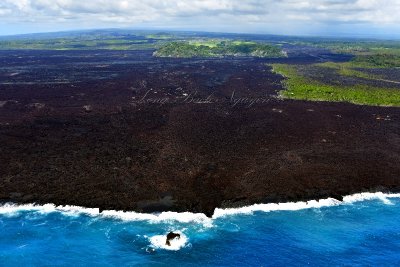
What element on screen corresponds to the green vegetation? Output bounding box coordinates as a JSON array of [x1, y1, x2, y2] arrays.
[[324, 53, 400, 70], [0, 31, 167, 50], [190, 40, 221, 48], [294, 39, 400, 54], [272, 40, 400, 106], [154, 40, 286, 58], [350, 54, 400, 68], [271, 63, 400, 107], [296, 40, 400, 68], [0, 38, 156, 50]]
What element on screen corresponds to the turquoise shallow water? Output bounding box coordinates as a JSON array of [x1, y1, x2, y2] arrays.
[[1, 193, 400, 266]]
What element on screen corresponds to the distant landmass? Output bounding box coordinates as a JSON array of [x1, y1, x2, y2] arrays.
[[153, 40, 286, 58]]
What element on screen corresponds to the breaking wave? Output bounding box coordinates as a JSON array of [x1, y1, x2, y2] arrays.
[[1, 192, 400, 223], [213, 192, 400, 218]]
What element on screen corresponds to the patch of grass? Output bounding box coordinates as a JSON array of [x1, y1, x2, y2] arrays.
[[231, 41, 257, 46], [271, 64, 400, 107], [350, 54, 400, 68], [189, 40, 221, 48]]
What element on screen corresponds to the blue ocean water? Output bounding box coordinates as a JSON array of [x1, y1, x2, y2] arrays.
[[1, 193, 400, 266]]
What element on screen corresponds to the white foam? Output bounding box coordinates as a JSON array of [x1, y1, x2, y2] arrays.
[[213, 192, 400, 219], [342, 192, 399, 205], [100, 210, 213, 227], [0, 203, 100, 218], [0, 203, 212, 227], [1, 192, 400, 222], [213, 198, 341, 219], [149, 231, 189, 251]]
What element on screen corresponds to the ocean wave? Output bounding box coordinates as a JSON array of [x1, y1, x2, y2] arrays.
[[342, 192, 400, 205], [1, 192, 399, 222], [0, 202, 213, 227], [213, 198, 341, 218], [213, 192, 400, 218]]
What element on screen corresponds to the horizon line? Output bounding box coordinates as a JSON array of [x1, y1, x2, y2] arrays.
[[1, 27, 400, 41]]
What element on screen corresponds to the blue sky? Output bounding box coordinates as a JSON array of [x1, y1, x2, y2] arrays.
[[1, 0, 400, 38]]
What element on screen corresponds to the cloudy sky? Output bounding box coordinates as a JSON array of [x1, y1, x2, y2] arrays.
[[1, 0, 400, 37]]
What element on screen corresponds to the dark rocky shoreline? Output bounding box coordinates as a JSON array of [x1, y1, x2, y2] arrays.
[[0, 50, 399, 217]]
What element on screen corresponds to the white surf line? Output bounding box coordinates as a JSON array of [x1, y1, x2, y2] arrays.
[[212, 192, 400, 219], [1, 192, 400, 223], [0, 203, 213, 227]]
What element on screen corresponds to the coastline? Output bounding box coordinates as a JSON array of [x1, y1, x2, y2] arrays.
[[2, 191, 400, 223]]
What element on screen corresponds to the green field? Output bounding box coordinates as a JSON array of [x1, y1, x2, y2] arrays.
[[271, 63, 400, 107], [270, 39, 400, 107]]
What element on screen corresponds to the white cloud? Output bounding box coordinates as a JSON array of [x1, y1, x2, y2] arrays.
[[1, 0, 400, 35]]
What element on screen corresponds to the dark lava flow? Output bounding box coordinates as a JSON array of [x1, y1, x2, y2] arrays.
[[0, 49, 399, 216]]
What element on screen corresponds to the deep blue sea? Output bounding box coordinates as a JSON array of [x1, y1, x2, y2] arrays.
[[1, 193, 400, 266]]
